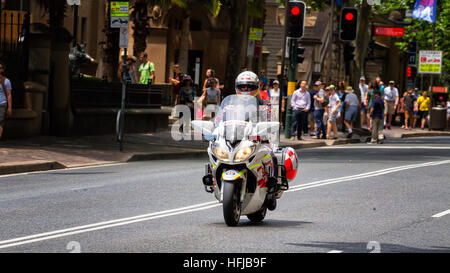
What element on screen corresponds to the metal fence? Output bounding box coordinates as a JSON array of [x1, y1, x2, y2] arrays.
[[0, 10, 30, 108]]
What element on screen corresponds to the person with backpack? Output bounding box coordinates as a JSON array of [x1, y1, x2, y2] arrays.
[[313, 81, 328, 139], [0, 62, 12, 139], [138, 52, 155, 85]]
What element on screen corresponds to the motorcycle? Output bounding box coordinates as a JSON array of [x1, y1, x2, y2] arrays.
[[192, 94, 299, 226]]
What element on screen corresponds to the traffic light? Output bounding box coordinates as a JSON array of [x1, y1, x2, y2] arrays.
[[406, 66, 416, 78], [339, 7, 358, 41], [287, 1, 306, 38], [343, 43, 355, 61], [297, 46, 305, 63]]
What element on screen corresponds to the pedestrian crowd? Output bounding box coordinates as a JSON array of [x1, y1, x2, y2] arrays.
[[114, 53, 449, 143], [286, 75, 446, 144]]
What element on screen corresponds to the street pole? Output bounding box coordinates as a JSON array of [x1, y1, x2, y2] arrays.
[[119, 48, 127, 151], [429, 22, 436, 131], [326, 0, 335, 84], [284, 38, 298, 138], [73, 4, 78, 47], [279, 0, 289, 143]]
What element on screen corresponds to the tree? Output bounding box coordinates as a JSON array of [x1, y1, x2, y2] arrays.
[[97, 0, 120, 82], [220, 0, 249, 96], [377, 0, 450, 86], [36, 0, 67, 29], [130, 0, 220, 73]]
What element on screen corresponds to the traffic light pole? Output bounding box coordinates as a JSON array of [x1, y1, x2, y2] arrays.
[[284, 38, 299, 139], [326, 0, 335, 84]]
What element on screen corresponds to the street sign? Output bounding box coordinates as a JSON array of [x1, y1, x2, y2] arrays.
[[431, 86, 448, 93], [66, 0, 80, 5], [418, 50, 442, 74], [111, 1, 129, 28], [249, 28, 263, 41], [119, 27, 129, 48], [374, 26, 404, 37]]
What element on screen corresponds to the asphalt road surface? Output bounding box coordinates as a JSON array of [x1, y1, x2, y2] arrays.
[[0, 137, 449, 253]]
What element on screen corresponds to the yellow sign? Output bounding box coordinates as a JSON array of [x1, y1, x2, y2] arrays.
[[288, 81, 296, 96], [111, 1, 129, 17], [249, 28, 263, 41], [418, 50, 442, 74]]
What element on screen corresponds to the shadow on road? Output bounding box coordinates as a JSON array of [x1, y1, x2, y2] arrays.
[[209, 219, 313, 229], [285, 241, 450, 253]]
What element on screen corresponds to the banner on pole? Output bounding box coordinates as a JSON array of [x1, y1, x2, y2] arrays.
[[412, 0, 437, 23]]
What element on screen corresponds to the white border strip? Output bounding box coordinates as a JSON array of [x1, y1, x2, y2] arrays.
[[1, 160, 449, 250]]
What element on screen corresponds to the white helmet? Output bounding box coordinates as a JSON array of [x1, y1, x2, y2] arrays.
[[235, 71, 260, 97]]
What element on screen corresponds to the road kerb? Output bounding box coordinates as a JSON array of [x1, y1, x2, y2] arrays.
[[0, 160, 66, 176]]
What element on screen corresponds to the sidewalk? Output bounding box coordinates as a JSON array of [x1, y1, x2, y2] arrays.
[[1, 126, 449, 175]]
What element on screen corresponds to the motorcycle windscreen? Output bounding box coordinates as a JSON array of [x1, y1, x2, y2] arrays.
[[214, 95, 259, 127]]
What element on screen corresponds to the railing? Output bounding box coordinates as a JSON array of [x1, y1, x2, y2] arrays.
[[71, 78, 164, 109], [0, 10, 30, 108]]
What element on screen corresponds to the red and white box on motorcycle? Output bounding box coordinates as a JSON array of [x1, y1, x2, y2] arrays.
[[274, 147, 298, 182]]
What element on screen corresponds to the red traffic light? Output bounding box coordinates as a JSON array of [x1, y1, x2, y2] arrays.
[[407, 66, 411, 77], [291, 6, 300, 16], [345, 12, 354, 21]]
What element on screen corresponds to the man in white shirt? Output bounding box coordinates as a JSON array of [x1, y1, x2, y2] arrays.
[[383, 80, 399, 130], [326, 85, 341, 139], [290, 80, 310, 140], [359, 76, 368, 128]]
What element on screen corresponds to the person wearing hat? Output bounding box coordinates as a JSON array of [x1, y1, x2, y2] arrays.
[[359, 76, 369, 127], [383, 80, 399, 130], [343, 86, 359, 138], [117, 55, 138, 84], [326, 85, 341, 139], [312, 80, 327, 139], [269, 80, 281, 122]]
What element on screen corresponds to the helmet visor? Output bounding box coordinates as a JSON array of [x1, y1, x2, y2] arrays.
[[236, 84, 258, 93]]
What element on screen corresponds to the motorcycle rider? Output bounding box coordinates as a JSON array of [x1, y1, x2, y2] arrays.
[[234, 71, 279, 210]]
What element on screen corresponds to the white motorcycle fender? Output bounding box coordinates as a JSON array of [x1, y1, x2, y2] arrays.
[[220, 169, 247, 203]]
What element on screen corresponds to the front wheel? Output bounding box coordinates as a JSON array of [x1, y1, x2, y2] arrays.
[[222, 182, 241, 226]]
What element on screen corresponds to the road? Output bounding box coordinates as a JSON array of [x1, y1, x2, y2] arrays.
[[0, 137, 449, 253]]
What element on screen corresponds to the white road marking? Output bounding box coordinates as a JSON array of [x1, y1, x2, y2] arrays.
[[431, 209, 450, 218], [0, 201, 220, 249], [287, 160, 450, 193], [1, 159, 449, 250], [328, 250, 343, 253]]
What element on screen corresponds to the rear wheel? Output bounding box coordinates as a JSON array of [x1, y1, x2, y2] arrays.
[[222, 182, 241, 226], [247, 207, 267, 223]]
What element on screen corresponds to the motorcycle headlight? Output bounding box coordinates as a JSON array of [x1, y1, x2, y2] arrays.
[[213, 147, 229, 160], [234, 146, 254, 162]]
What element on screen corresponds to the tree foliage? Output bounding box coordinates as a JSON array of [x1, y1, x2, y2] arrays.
[[373, 0, 450, 85]]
